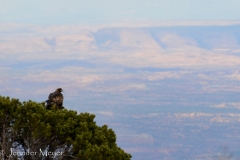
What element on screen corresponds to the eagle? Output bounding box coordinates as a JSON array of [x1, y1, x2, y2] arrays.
[[45, 88, 64, 109]]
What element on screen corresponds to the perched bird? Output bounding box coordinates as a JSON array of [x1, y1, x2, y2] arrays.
[[45, 88, 64, 109]]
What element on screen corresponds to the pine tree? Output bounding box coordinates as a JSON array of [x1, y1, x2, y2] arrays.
[[0, 95, 132, 160]]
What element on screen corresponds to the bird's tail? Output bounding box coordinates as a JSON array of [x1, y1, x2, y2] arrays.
[[45, 100, 53, 107]]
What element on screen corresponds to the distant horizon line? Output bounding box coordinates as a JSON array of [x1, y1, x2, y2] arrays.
[[1, 20, 240, 30]]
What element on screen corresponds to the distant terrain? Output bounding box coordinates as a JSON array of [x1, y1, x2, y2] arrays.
[[1, 23, 240, 159]]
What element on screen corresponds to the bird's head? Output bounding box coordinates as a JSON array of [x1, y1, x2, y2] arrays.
[[56, 88, 63, 92]]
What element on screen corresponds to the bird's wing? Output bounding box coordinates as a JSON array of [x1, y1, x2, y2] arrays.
[[48, 93, 54, 100]]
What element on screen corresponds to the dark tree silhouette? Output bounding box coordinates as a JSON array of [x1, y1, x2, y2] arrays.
[[0, 95, 132, 160]]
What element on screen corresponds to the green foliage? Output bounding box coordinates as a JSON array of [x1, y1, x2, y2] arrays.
[[0, 95, 132, 160]]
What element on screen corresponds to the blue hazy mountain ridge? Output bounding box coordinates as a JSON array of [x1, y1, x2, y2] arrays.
[[92, 25, 240, 50], [1, 24, 240, 159]]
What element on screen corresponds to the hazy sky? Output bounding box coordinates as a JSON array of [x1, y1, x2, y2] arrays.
[[1, 0, 240, 25]]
